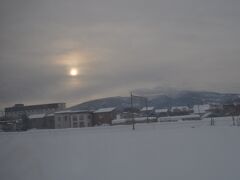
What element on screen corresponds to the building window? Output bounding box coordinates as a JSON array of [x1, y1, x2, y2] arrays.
[[64, 116, 68, 121], [79, 115, 83, 120], [79, 122, 85, 127], [72, 116, 77, 121], [73, 122, 78, 128]]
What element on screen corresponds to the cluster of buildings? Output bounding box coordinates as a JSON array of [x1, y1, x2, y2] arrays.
[[113, 104, 240, 125], [1, 101, 240, 131], [153, 103, 240, 117], [1, 103, 117, 131], [143, 106, 192, 117]]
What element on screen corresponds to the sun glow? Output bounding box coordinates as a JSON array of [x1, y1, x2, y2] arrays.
[[69, 68, 78, 76], [54, 50, 96, 78]]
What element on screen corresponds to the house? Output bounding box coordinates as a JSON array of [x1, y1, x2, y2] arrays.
[[235, 103, 240, 115], [193, 104, 210, 114], [0, 117, 22, 131], [121, 107, 141, 119], [171, 106, 190, 113], [193, 104, 222, 115], [155, 109, 169, 117], [54, 110, 93, 129], [28, 113, 46, 129], [27, 113, 55, 129], [93, 107, 116, 125], [222, 103, 240, 116], [223, 104, 235, 113], [140, 107, 155, 116], [43, 113, 55, 129], [170, 106, 191, 115], [120, 112, 132, 119]]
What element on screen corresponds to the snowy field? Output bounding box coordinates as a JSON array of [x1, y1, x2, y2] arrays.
[[0, 118, 240, 180]]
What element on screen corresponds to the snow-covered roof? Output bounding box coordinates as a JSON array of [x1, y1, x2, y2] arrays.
[[155, 109, 168, 113], [94, 107, 116, 113], [171, 106, 189, 112], [55, 110, 72, 114], [28, 113, 46, 119], [112, 117, 156, 124], [45, 113, 54, 117], [141, 107, 155, 111], [71, 110, 92, 113], [55, 110, 91, 114]]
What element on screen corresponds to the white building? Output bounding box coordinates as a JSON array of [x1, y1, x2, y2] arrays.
[[155, 108, 169, 117], [141, 107, 155, 111], [155, 109, 168, 113], [193, 104, 211, 114], [140, 107, 155, 114], [54, 110, 93, 129], [170, 106, 190, 113]]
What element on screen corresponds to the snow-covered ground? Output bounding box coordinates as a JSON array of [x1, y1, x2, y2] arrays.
[[0, 118, 240, 180]]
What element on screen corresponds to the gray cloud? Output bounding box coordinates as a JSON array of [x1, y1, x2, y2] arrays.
[[1, 0, 240, 109]]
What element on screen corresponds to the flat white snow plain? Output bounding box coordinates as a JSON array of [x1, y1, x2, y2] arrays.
[[0, 117, 240, 180]]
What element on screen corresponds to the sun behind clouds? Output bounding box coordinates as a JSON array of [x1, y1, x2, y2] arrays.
[[69, 68, 78, 76]]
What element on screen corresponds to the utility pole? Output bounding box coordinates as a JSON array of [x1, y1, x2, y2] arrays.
[[232, 116, 236, 126], [238, 106, 240, 126], [145, 98, 149, 123], [130, 92, 149, 129], [211, 117, 215, 126], [131, 92, 135, 130]]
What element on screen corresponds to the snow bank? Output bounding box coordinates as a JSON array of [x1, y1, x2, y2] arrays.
[[158, 114, 201, 122], [112, 117, 156, 125]]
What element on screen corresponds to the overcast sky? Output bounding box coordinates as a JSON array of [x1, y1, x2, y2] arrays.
[[0, 0, 240, 109]]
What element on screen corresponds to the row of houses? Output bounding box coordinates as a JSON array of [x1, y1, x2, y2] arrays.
[[140, 104, 240, 117], [140, 106, 193, 117]]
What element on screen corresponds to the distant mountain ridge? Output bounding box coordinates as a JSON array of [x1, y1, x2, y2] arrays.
[[69, 89, 240, 111]]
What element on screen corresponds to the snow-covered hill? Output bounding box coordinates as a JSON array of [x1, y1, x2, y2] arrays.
[[0, 119, 240, 180], [69, 89, 240, 111]]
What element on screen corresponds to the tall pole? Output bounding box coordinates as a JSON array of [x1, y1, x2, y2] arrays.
[[131, 92, 135, 130], [146, 98, 149, 123]]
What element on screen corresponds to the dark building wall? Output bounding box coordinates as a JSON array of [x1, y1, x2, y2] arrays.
[[29, 118, 44, 129], [43, 116, 55, 129], [93, 111, 116, 125], [236, 104, 240, 115], [28, 116, 55, 129], [223, 104, 237, 115], [157, 112, 169, 117]]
